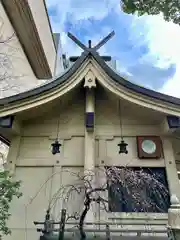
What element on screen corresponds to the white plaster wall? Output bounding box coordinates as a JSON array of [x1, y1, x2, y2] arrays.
[[96, 137, 165, 167], [27, 0, 56, 75], [95, 89, 164, 167], [5, 90, 174, 239], [4, 165, 84, 239], [0, 2, 46, 98], [51, 166, 84, 220], [4, 166, 54, 240], [16, 136, 85, 166]]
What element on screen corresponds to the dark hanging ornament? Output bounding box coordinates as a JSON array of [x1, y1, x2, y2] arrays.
[[51, 114, 62, 155], [118, 100, 128, 154], [51, 139, 61, 155], [118, 139, 128, 154]]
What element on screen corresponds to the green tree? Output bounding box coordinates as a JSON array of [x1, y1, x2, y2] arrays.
[[0, 170, 22, 239], [121, 0, 180, 24]]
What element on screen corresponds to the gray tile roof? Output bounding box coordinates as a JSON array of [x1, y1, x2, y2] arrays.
[[0, 49, 180, 106]]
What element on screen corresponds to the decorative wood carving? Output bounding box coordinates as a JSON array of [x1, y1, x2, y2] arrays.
[[137, 136, 162, 159], [84, 70, 96, 89]]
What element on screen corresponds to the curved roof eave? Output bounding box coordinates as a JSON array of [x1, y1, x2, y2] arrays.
[[0, 49, 180, 108], [0, 51, 89, 106], [90, 50, 180, 106]]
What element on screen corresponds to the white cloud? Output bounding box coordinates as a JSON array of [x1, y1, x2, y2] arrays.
[[60, 32, 82, 56], [46, 0, 119, 28], [160, 66, 180, 97], [141, 15, 180, 97], [46, 0, 119, 55], [146, 17, 180, 62], [46, 0, 180, 97], [109, 12, 180, 96]]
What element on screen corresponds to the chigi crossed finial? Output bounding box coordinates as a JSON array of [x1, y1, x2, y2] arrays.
[[67, 31, 115, 52], [67, 31, 115, 63]]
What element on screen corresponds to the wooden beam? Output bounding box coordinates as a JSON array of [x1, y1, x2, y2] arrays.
[[67, 32, 87, 51], [67, 31, 115, 52], [11, 118, 21, 135], [93, 31, 115, 51], [161, 116, 180, 135], [0, 116, 21, 135], [0, 135, 10, 146]]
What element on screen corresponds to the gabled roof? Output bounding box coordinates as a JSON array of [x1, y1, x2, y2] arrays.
[[0, 51, 88, 106], [0, 48, 180, 118], [0, 49, 180, 106]]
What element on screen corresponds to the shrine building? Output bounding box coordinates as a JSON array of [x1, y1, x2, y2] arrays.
[[0, 1, 180, 240]]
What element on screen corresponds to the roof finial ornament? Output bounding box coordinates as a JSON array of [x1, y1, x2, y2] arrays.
[[88, 40, 92, 48], [67, 31, 115, 52]]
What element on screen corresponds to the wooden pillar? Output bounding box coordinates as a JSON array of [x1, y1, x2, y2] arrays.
[[6, 136, 21, 174], [84, 88, 95, 172], [84, 78, 96, 223], [163, 137, 180, 201], [59, 209, 66, 240]]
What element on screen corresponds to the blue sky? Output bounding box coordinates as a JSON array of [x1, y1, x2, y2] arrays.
[[46, 0, 180, 97]]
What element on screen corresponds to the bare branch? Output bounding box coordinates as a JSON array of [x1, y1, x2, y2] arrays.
[[0, 33, 15, 44], [32, 164, 170, 238]]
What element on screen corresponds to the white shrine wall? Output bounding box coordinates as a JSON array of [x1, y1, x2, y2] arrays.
[[4, 87, 179, 239]]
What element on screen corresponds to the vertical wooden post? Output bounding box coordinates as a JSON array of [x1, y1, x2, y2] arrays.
[[84, 71, 96, 224], [106, 224, 111, 240], [163, 137, 180, 200], [84, 88, 96, 224], [84, 88, 95, 172], [6, 136, 21, 174], [58, 209, 66, 240]]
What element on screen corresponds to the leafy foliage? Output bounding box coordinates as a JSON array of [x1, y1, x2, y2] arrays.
[[0, 170, 22, 239], [121, 0, 180, 24]]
